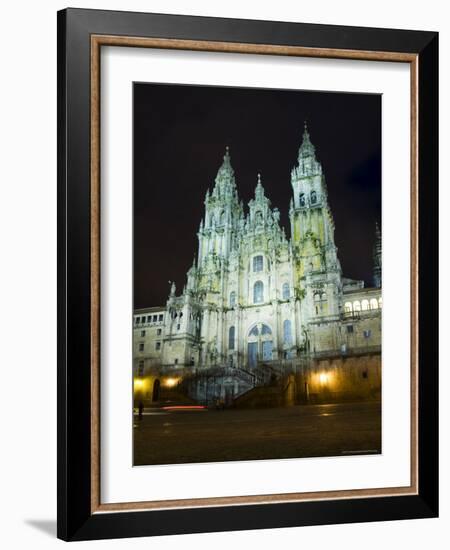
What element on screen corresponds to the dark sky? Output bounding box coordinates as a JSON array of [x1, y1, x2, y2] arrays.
[[134, 83, 381, 309]]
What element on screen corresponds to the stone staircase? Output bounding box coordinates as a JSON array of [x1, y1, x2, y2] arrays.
[[232, 375, 296, 409], [180, 365, 258, 405]]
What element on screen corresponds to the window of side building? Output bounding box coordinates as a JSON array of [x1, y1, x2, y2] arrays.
[[138, 360, 144, 377]]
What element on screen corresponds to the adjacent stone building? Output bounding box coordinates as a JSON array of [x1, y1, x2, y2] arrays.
[[133, 123, 382, 404]]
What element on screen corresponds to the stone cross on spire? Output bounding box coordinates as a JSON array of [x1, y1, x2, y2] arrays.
[[218, 146, 232, 173], [255, 173, 265, 200]]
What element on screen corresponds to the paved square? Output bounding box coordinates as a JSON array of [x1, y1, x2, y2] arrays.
[[133, 401, 381, 466]]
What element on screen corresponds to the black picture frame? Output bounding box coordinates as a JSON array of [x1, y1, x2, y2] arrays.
[[57, 8, 438, 541]]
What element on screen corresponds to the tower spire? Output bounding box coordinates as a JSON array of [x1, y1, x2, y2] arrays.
[[298, 120, 316, 161], [373, 222, 382, 288], [213, 145, 236, 194]]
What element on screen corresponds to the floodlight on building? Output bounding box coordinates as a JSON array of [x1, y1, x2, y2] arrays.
[[164, 377, 180, 388]]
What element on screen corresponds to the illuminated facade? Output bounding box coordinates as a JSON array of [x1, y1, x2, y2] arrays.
[[133, 124, 382, 401]]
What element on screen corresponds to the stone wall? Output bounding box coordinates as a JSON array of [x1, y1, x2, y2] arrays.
[[295, 353, 381, 404]]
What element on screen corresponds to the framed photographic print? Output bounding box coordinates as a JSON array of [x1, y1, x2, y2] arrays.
[[57, 8, 438, 541]]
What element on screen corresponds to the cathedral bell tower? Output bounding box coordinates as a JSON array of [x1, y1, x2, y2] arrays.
[[197, 147, 241, 269], [289, 122, 342, 321]]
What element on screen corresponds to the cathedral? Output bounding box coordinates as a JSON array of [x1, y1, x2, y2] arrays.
[[133, 124, 382, 403]]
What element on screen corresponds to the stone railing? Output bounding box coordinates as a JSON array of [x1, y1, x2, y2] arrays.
[[309, 345, 381, 359]]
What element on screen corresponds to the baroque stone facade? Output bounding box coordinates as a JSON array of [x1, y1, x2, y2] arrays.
[[133, 124, 382, 401]]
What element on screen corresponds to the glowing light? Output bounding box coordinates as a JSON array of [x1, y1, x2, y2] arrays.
[[319, 372, 329, 384], [163, 377, 180, 388], [134, 378, 144, 390]]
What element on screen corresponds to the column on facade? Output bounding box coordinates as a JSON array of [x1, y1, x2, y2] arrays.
[[218, 265, 226, 361], [201, 307, 210, 366], [295, 298, 303, 354], [273, 299, 280, 360], [238, 261, 247, 369], [288, 246, 299, 354], [197, 232, 203, 266], [235, 306, 241, 368], [271, 257, 279, 359], [236, 261, 242, 369], [213, 308, 220, 366], [217, 308, 224, 363]]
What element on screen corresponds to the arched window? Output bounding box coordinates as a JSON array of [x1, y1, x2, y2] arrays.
[[229, 291, 236, 307], [210, 215, 215, 227], [370, 298, 378, 310], [361, 299, 369, 311], [220, 210, 226, 224], [261, 324, 272, 335], [299, 193, 306, 206], [344, 302, 353, 313], [255, 211, 263, 225], [249, 325, 259, 337], [228, 326, 235, 350], [353, 300, 361, 312], [253, 255, 263, 272], [314, 292, 328, 315], [253, 281, 264, 304], [310, 190, 317, 204], [282, 282, 290, 300], [378, 297, 383, 309], [283, 320, 292, 346]]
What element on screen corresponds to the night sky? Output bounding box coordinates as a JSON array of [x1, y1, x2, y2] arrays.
[[133, 83, 381, 310]]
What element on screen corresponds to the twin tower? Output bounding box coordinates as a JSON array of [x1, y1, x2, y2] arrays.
[[190, 121, 342, 310]]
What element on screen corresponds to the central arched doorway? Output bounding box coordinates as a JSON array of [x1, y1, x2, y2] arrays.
[[247, 323, 273, 368]]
